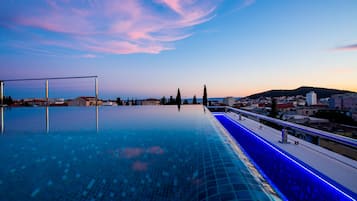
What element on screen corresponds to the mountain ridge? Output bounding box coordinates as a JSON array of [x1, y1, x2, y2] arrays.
[[247, 86, 355, 99]]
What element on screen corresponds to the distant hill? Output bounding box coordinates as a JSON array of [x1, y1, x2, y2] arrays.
[[247, 86, 355, 99]]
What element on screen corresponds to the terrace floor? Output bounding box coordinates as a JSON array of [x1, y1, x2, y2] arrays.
[[221, 112, 357, 195]]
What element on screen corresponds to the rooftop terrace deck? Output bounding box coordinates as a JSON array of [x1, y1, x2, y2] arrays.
[[216, 111, 357, 197]]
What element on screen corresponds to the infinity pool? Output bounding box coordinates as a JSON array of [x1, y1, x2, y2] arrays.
[[0, 106, 280, 201]]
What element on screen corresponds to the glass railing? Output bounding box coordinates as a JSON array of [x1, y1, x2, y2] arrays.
[[208, 106, 357, 160]]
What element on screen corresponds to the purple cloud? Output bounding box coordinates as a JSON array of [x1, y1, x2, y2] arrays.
[[334, 44, 357, 51], [2, 0, 222, 54]]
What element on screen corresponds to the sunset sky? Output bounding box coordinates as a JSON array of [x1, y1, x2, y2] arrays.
[[1, 0, 356, 99]]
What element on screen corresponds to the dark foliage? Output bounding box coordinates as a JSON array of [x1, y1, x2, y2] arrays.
[[116, 97, 123, 105], [160, 96, 167, 105], [313, 110, 357, 126], [192, 95, 197, 104], [269, 98, 278, 118], [2, 96, 13, 105]]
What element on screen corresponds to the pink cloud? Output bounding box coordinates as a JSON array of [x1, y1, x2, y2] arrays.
[[333, 44, 357, 51], [156, 0, 184, 15], [6, 0, 221, 55]]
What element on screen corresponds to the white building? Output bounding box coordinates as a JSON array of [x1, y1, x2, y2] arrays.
[[223, 97, 236, 106], [306, 91, 317, 106], [102, 101, 118, 106], [141, 98, 160, 105], [67, 97, 102, 106]]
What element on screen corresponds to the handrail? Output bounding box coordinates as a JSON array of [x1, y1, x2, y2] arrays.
[[2, 75, 98, 82], [208, 106, 357, 148]]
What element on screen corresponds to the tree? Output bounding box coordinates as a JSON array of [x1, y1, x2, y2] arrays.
[[3, 96, 13, 105], [269, 98, 278, 118], [192, 95, 197, 104], [169, 96, 175, 105], [183, 99, 188, 104], [131, 98, 137, 105], [116, 97, 123, 105], [203, 85, 208, 106], [160, 96, 167, 105], [176, 88, 181, 105], [313, 110, 357, 126]]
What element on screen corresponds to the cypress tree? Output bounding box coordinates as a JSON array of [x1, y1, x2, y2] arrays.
[[176, 88, 181, 105], [203, 85, 208, 106]]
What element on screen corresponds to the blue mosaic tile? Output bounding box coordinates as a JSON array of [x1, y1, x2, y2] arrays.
[[0, 106, 280, 200]]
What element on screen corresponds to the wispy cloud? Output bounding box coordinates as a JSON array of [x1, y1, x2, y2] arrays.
[[334, 44, 357, 51], [78, 54, 97, 59], [1, 0, 223, 55], [240, 0, 256, 8], [231, 0, 255, 12]]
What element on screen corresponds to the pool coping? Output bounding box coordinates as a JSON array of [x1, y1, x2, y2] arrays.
[[207, 109, 284, 200]]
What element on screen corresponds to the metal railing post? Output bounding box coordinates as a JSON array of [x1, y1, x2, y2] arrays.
[[45, 106, 49, 133], [281, 128, 288, 143], [0, 107, 4, 134], [45, 80, 49, 106], [95, 78, 98, 106], [0, 81, 3, 106], [96, 106, 99, 133]]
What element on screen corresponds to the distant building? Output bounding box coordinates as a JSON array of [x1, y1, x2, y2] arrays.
[[23, 98, 46, 106], [297, 107, 320, 116], [223, 97, 236, 106], [319, 97, 330, 106], [67, 97, 102, 106], [306, 91, 317, 106], [330, 93, 357, 111], [49, 98, 66, 106], [141, 98, 160, 105], [276, 103, 295, 112], [102, 101, 117, 106], [283, 114, 329, 124], [296, 99, 306, 106], [296, 105, 328, 116], [353, 113, 357, 121]]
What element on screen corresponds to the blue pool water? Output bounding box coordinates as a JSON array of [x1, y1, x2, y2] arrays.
[[0, 106, 280, 201]]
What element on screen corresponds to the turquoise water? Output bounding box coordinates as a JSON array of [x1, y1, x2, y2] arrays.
[[0, 106, 280, 201]]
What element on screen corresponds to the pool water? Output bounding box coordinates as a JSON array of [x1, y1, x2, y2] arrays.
[[0, 106, 280, 201]]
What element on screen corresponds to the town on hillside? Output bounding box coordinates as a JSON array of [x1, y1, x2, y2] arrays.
[[216, 92, 357, 139]]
